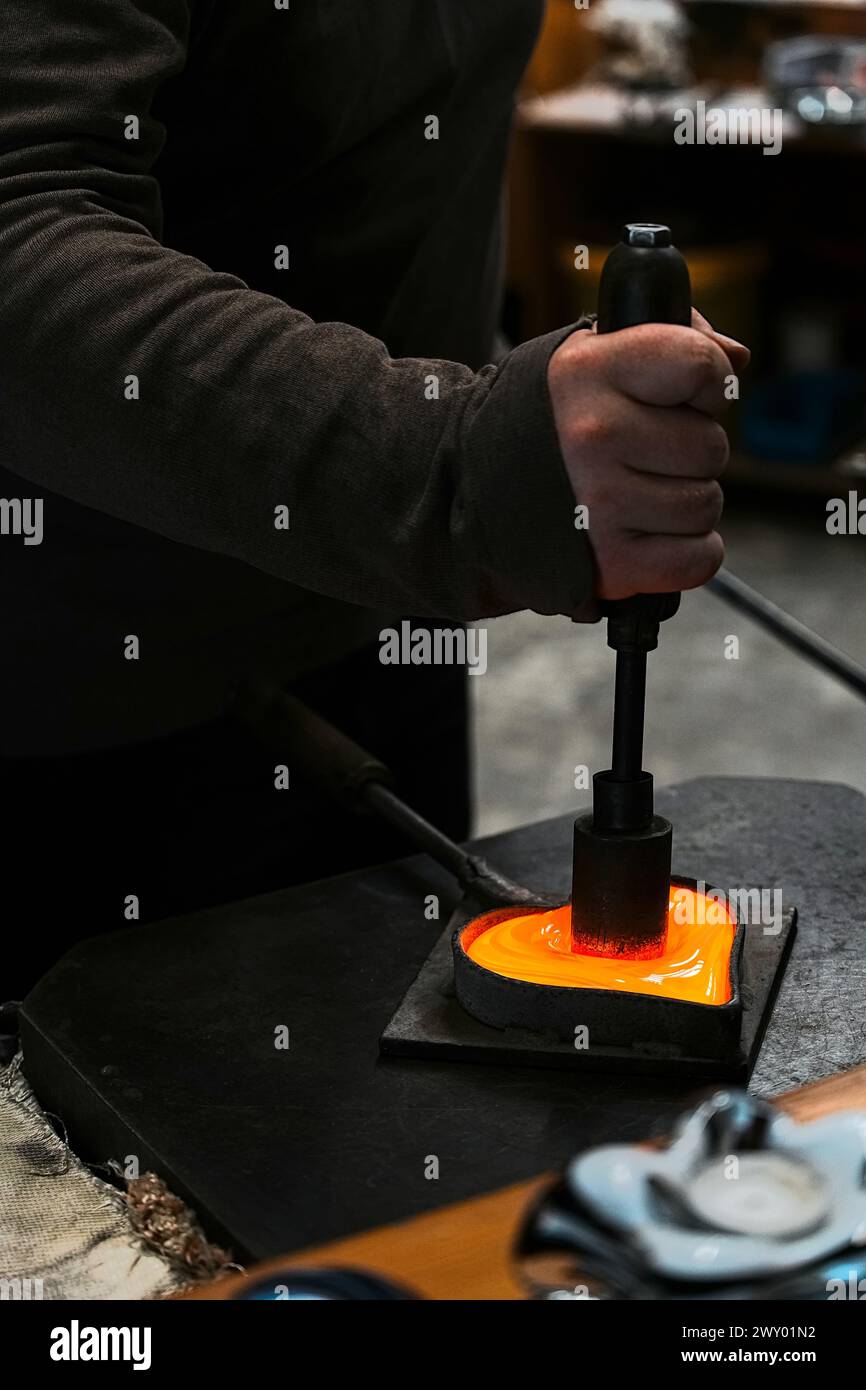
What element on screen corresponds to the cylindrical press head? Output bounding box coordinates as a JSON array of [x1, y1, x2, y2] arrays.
[[571, 807, 672, 960]]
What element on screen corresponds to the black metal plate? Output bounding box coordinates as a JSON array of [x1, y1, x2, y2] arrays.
[[380, 907, 796, 1079]]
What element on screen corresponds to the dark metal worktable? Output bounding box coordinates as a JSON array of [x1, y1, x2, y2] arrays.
[[20, 777, 866, 1261]]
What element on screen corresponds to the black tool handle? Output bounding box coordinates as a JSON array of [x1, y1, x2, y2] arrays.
[[231, 681, 392, 813], [596, 223, 691, 652], [230, 681, 530, 901], [597, 223, 692, 337], [591, 224, 692, 827]]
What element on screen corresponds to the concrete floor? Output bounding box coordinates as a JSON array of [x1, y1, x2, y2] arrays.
[[473, 500, 866, 835]]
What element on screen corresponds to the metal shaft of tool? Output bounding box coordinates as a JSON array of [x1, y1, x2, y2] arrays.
[[364, 781, 528, 906], [611, 648, 648, 785], [365, 781, 476, 883], [709, 567, 866, 702]]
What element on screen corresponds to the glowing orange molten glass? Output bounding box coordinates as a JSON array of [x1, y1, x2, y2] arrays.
[[465, 886, 736, 1006]]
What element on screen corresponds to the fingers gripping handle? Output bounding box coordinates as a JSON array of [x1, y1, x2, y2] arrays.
[[596, 223, 691, 653]]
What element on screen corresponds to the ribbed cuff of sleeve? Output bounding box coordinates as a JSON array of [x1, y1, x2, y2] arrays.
[[461, 321, 600, 622]]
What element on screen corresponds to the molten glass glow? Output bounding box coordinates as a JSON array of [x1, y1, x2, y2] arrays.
[[464, 886, 736, 1005]]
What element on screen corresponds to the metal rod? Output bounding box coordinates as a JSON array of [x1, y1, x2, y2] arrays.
[[365, 781, 533, 909], [708, 567, 866, 702], [611, 649, 647, 781], [364, 781, 476, 884]]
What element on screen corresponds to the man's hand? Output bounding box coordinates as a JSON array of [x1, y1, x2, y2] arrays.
[[548, 311, 751, 600]]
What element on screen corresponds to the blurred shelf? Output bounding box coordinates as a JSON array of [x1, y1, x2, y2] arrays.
[[518, 82, 866, 151], [683, 1, 866, 7]]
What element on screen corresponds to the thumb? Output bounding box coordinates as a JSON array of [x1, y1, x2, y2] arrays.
[[691, 308, 751, 376]]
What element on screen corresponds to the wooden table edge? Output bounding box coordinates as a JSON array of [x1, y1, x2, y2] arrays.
[[181, 1062, 866, 1301]]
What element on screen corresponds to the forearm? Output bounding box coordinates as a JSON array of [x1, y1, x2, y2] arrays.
[[0, 0, 593, 621]]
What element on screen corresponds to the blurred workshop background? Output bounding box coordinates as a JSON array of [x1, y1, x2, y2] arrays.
[[474, 0, 866, 835]]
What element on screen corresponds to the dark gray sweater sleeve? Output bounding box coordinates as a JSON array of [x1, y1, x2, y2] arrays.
[[0, 0, 595, 622]]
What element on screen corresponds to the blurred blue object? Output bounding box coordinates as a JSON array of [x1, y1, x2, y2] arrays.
[[740, 370, 866, 466], [231, 1266, 418, 1300]]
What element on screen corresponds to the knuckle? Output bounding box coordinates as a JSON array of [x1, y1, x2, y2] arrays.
[[689, 480, 724, 532], [682, 533, 724, 588], [581, 473, 613, 517], [549, 337, 587, 404], [571, 411, 612, 457], [554, 328, 594, 376], [706, 422, 731, 473], [690, 420, 729, 475], [595, 540, 634, 601], [685, 336, 718, 395]]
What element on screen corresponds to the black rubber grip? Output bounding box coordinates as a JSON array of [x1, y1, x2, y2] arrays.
[[230, 681, 393, 812], [597, 223, 692, 336]]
